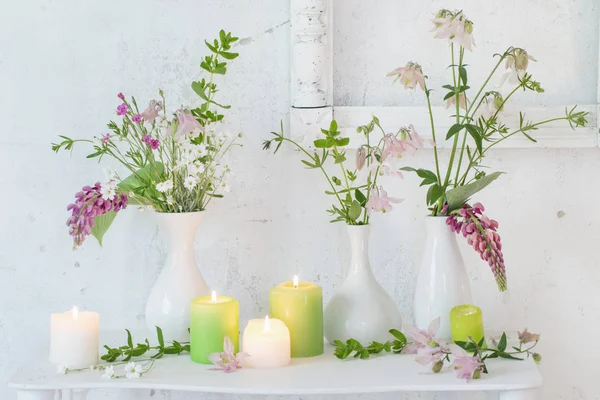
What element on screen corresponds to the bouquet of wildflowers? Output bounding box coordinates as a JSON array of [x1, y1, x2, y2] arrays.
[[263, 117, 427, 225], [389, 9, 588, 291], [53, 31, 241, 249]]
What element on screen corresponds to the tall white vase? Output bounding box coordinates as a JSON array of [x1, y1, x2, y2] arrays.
[[324, 225, 403, 344], [414, 216, 473, 339], [145, 212, 210, 342]]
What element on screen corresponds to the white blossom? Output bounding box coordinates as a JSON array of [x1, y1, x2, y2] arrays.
[[184, 176, 198, 191], [188, 162, 206, 176], [156, 180, 174, 193], [102, 365, 115, 379], [124, 362, 143, 379]]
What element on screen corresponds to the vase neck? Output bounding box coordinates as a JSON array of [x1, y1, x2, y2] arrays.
[[157, 212, 204, 250], [347, 225, 371, 275], [425, 216, 456, 242]]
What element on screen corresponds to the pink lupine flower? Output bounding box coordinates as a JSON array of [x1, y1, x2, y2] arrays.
[[518, 329, 540, 344], [117, 93, 125, 100], [175, 110, 203, 138], [116, 103, 128, 116], [208, 336, 248, 373], [402, 317, 441, 354], [132, 114, 142, 124], [141, 100, 161, 122], [387, 62, 426, 90], [66, 182, 128, 248], [101, 133, 111, 145], [448, 344, 484, 381], [365, 187, 403, 213], [446, 202, 507, 291], [446, 92, 467, 111], [142, 135, 159, 150]]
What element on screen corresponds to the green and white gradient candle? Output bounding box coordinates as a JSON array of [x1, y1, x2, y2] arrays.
[[269, 276, 324, 357], [190, 291, 239, 364]]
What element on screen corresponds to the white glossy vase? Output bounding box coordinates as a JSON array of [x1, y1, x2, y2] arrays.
[[414, 216, 472, 340], [145, 212, 210, 342], [324, 225, 403, 344]]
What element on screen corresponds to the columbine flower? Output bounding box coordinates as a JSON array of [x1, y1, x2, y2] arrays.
[[117, 93, 125, 100], [415, 340, 451, 372], [446, 92, 467, 110], [432, 9, 475, 51], [365, 187, 402, 213], [446, 202, 507, 291], [175, 110, 203, 138], [141, 100, 161, 123], [208, 336, 248, 373], [56, 365, 68, 375], [502, 48, 536, 85], [184, 176, 198, 191], [101, 133, 111, 145], [116, 103, 128, 116], [518, 329, 540, 344], [66, 182, 128, 248], [124, 362, 143, 379], [156, 180, 174, 193], [402, 317, 440, 354], [381, 134, 414, 160], [387, 62, 426, 90], [478, 92, 504, 119], [102, 365, 115, 379], [132, 114, 142, 124], [356, 147, 367, 170], [448, 344, 485, 381]]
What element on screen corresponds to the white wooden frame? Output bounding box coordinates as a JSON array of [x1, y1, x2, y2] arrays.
[[289, 0, 599, 148]]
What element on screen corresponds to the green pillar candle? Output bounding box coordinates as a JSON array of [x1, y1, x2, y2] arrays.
[[190, 292, 239, 364], [269, 276, 324, 358], [450, 304, 484, 344]]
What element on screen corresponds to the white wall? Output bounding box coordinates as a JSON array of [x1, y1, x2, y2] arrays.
[[1, 1, 599, 399]]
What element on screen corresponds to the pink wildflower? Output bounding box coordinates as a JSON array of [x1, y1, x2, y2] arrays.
[[517, 329, 540, 344], [142, 135, 159, 150], [365, 187, 402, 213], [402, 317, 440, 354], [141, 100, 161, 123], [387, 62, 426, 90], [132, 114, 142, 124], [117, 93, 125, 100], [448, 344, 484, 381], [208, 336, 248, 373], [175, 110, 203, 138], [116, 103, 128, 116], [101, 133, 111, 145]]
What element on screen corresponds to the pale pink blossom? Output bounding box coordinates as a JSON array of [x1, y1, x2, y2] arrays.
[[141, 100, 162, 123], [446, 92, 467, 110], [365, 187, 402, 213], [356, 147, 367, 170], [432, 10, 475, 51], [502, 48, 536, 85], [402, 317, 440, 354], [517, 329, 540, 344], [382, 134, 416, 160], [448, 344, 484, 381], [415, 342, 450, 367], [407, 124, 435, 149], [175, 110, 203, 138], [208, 336, 248, 373], [387, 62, 426, 90]]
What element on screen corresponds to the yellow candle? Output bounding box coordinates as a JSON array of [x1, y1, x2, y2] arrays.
[[49, 306, 99, 368], [242, 316, 290, 368], [450, 304, 484, 344]]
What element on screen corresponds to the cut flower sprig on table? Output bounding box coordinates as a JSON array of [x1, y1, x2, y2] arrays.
[[390, 9, 589, 291], [52, 30, 241, 249], [263, 117, 428, 224], [333, 318, 542, 382]]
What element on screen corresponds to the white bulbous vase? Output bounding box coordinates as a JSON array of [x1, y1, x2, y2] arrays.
[[145, 212, 210, 342], [324, 225, 403, 344], [414, 216, 473, 340]]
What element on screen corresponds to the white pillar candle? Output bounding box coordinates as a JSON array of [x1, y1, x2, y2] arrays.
[[49, 306, 99, 368], [242, 316, 291, 368]]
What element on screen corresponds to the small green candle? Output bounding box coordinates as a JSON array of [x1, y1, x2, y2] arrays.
[[450, 304, 484, 344], [269, 276, 324, 358], [190, 291, 239, 364]]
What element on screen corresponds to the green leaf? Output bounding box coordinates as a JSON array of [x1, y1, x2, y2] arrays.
[[498, 352, 523, 361], [332, 176, 342, 185], [497, 332, 507, 352], [389, 329, 407, 343], [118, 163, 164, 192], [348, 200, 362, 221], [220, 51, 239, 60], [426, 183, 444, 206], [465, 124, 483, 154], [156, 326, 165, 348], [335, 137, 350, 147], [91, 212, 117, 247], [445, 171, 503, 211], [355, 189, 367, 206], [313, 139, 330, 149], [126, 329, 133, 348], [459, 66, 468, 85], [446, 124, 464, 140], [443, 91, 456, 101], [301, 159, 317, 168]]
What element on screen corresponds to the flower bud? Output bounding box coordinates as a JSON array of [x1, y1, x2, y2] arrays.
[[428, 340, 440, 348], [356, 147, 367, 170], [432, 360, 444, 373], [472, 369, 481, 379], [533, 353, 542, 364]]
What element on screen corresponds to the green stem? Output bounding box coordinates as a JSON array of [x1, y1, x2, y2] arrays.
[[443, 44, 461, 188], [424, 83, 442, 185]]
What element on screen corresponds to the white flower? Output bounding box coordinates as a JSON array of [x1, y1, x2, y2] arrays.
[[501, 48, 536, 85], [432, 10, 475, 51], [56, 364, 68, 375], [102, 365, 115, 379], [156, 180, 174, 193], [220, 183, 231, 193], [166, 195, 173, 205], [477, 93, 504, 119], [188, 162, 205, 176], [99, 180, 117, 201], [184, 176, 198, 191], [124, 362, 143, 379]]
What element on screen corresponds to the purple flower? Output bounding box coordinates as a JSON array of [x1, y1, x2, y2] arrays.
[[132, 114, 142, 124], [447, 344, 485, 381], [141, 100, 161, 123], [117, 93, 125, 100], [208, 336, 248, 373], [116, 103, 128, 116], [446, 202, 507, 291], [142, 135, 160, 150], [102, 133, 111, 145], [175, 109, 203, 138], [66, 182, 128, 248]]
